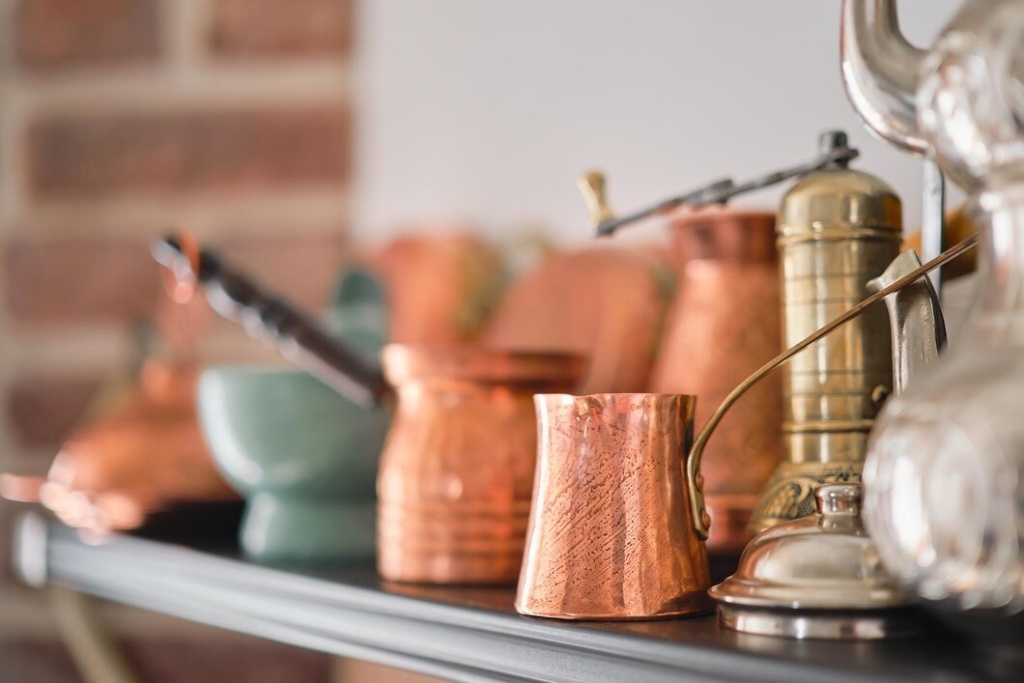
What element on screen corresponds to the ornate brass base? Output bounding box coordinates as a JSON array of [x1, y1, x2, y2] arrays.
[[747, 461, 862, 535]]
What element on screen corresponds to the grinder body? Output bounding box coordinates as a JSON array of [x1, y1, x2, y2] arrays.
[[748, 154, 901, 533]]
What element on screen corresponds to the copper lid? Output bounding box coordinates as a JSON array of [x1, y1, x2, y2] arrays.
[[381, 344, 587, 385]]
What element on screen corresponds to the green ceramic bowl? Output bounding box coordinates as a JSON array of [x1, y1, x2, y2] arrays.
[[198, 365, 390, 563]]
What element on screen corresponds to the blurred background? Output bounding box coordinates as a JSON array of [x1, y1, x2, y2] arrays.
[[0, 1, 960, 681]]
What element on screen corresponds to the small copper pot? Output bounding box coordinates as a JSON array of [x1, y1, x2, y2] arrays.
[[650, 209, 783, 556], [1, 361, 236, 535], [376, 345, 586, 585], [515, 393, 712, 620]]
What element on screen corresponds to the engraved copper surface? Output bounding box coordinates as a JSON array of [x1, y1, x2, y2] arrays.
[[376, 344, 586, 585], [515, 393, 712, 620], [650, 209, 783, 555]]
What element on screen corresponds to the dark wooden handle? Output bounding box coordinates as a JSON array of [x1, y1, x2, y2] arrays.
[[153, 236, 390, 409]]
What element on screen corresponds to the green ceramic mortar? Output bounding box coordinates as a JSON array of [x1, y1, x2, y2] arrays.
[[197, 268, 390, 562]]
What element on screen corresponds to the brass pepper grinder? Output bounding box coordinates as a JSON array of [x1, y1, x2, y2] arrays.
[[748, 131, 902, 534]]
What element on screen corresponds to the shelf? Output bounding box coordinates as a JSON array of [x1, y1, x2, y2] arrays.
[[12, 513, 1017, 683]]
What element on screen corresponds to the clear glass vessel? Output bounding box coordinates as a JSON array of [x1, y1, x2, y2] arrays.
[[864, 199, 1024, 614], [861, 0, 1024, 617]]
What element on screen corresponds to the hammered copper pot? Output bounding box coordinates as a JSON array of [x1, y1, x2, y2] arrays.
[[650, 209, 783, 556], [376, 344, 586, 585], [515, 393, 712, 620]]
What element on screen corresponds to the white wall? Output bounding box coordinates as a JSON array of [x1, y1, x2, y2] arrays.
[[354, 0, 962, 244]]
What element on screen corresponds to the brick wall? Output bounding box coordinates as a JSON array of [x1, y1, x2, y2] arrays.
[[0, 1, 356, 680], [0, 0, 354, 476]]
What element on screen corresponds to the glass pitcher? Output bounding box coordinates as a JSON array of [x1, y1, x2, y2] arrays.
[[859, 0, 1024, 618]]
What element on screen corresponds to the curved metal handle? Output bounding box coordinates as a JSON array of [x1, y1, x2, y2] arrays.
[[840, 0, 928, 154], [686, 235, 979, 540]]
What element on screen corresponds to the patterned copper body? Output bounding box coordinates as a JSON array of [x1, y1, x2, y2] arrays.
[[376, 344, 586, 584], [650, 209, 783, 555], [749, 161, 902, 534], [515, 393, 712, 620]]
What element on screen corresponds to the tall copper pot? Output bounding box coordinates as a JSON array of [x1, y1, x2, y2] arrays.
[[376, 344, 585, 584], [650, 209, 783, 556]]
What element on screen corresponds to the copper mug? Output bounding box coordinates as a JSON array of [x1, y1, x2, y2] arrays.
[[515, 393, 712, 620]]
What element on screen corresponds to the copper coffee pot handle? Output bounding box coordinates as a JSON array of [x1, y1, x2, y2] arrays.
[[687, 234, 980, 539]]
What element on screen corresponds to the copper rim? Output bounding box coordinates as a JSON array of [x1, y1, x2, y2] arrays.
[[381, 344, 587, 384], [669, 208, 778, 264]]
